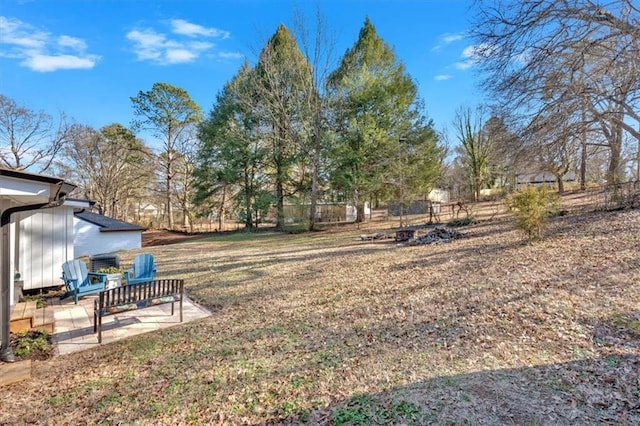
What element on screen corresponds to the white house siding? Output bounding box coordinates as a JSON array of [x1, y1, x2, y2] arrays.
[[73, 218, 142, 258], [18, 208, 73, 291]]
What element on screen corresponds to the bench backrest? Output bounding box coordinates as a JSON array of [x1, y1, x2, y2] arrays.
[[98, 279, 183, 309]]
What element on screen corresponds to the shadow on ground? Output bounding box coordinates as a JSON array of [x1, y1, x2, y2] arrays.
[[275, 353, 639, 425]]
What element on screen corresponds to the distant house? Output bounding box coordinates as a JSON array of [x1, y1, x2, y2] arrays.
[[517, 171, 576, 188], [428, 188, 450, 204], [73, 210, 146, 258], [138, 203, 162, 224]]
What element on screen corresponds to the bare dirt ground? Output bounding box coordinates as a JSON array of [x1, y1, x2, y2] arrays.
[[142, 229, 207, 247]]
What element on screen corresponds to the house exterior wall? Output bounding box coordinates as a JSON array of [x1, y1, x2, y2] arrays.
[[516, 171, 577, 187], [73, 218, 142, 258], [18, 208, 74, 291]]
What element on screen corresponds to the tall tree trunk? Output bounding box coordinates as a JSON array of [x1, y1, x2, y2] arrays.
[[276, 178, 285, 230], [557, 175, 565, 193], [308, 128, 321, 231], [275, 123, 287, 231], [606, 118, 623, 186], [243, 175, 253, 229], [181, 186, 190, 229], [353, 189, 362, 223], [310, 164, 318, 229], [165, 177, 173, 229], [636, 136, 640, 182], [580, 109, 587, 190], [165, 149, 174, 229], [217, 185, 227, 231], [356, 204, 365, 224]]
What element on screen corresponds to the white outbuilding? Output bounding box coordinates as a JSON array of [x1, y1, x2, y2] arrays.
[[73, 210, 146, 259]]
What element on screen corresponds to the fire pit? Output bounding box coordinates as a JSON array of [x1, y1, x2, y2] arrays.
[[395, 228, 416, 241]]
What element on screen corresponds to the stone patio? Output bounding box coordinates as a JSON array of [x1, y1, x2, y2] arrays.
[[51, 293, 212, 356]]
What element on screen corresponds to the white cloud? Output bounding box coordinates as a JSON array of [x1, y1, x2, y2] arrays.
[[0, 16, 99, 72], [461, 45, 481, 59], [58, 35, 87, 51], [22, 53, 97, 72], [127, 19, 236, 65], [218, 51, 244, 60], [0, 16, 46, 48], [170, 19, 230, 39], [126, 29, 167, 61], [432, 32, 465, 51], [514, 48, 531, 65], [454, 44, 486, 70], [166, 48, 197, 63], [434, 74, 452, 81], [442, 33, 465, 44], [454, 60, 475, 70]]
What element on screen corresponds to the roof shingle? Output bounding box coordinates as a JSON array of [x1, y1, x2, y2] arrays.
[[74, 211, 146, 232]]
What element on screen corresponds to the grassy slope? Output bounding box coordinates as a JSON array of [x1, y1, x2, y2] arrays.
[[1, 208, 639, 425]]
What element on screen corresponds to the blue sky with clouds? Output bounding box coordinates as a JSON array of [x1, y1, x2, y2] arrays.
[[0, 0, 484, 148]]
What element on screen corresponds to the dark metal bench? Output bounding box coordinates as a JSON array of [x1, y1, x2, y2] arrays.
[[93, 279, 184, 343]]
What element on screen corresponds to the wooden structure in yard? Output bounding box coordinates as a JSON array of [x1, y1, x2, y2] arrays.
[[0, 360, 31, 386], [9, 300, 55, 334]]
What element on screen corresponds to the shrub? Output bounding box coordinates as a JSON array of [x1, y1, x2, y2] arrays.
[[20, 294, 46, 309], [98, 266, 124, 275], [11, 330, 53, 358], [505, 186, 559, 241], [447, 216, 475, 227]]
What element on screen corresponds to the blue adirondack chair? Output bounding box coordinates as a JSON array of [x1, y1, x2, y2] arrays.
[[61, 259, 108, 304], [124, 253, 156, 285]]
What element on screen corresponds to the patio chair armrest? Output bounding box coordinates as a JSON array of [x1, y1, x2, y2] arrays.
[[64, 277, 79, 289], [88, 272, 108, 283]]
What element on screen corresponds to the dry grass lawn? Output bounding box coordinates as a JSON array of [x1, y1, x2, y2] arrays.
[[1, 205, 639, 425]]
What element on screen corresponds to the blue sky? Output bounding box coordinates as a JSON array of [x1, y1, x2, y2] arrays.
[[1, 0, 484, 149]]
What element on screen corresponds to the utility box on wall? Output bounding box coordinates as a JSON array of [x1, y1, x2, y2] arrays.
[[90, 253, 120, 272]]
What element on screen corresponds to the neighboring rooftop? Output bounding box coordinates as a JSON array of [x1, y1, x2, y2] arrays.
[[74, 211, 146, 232]]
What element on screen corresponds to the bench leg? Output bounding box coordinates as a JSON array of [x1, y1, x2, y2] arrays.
[[97, 315, 102, 344]]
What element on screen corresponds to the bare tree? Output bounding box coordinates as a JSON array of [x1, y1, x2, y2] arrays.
[[131, 83, 202, 229], [0, 94, 71, 173], [172, 125, 200, 231], [471, 0, 640, 186], [59, 123, 152, 221], [292, 7, 337, 230], [483, 114, 531, 191], [529, 113, 578, 193], [453, 106, 494, 201]]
